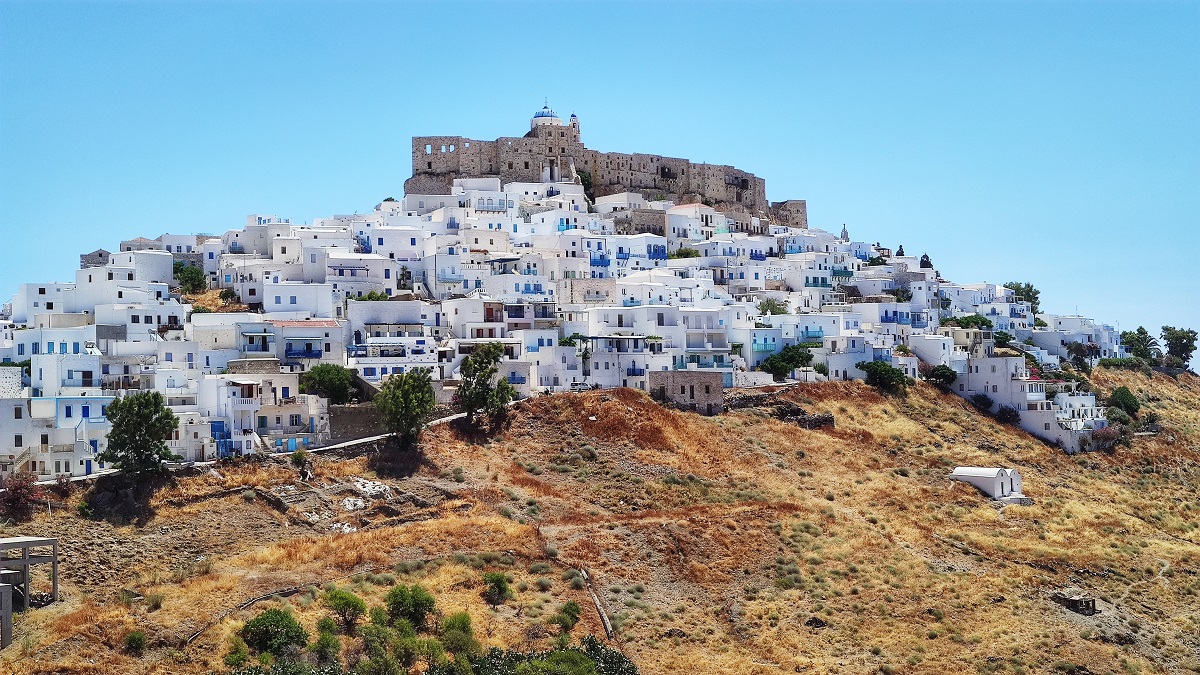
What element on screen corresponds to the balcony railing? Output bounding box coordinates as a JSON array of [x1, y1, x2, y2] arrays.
[[506, 375, 527, 385], [437, 273, 465, 283], [474, 202, 508, 212], [800, 329, 825, 340], [753, 343, 776, 352], [749, 252, 767, 261], [285, 348, 323, 359], [911, 319, 929, 329], [626, 367, 646, 377], [897, 316, 911, 325], [590, 256, 611, 267], [615, 251, 630, 260], [804, 281, 832, 288], [831, 269, 854, 278], [622, 298, 642, 307]]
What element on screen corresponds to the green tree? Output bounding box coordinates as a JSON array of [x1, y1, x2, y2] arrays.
[[757, 297, 789, 315], [1160, 326, 1198, 363], [482, 572, 513, 607], [993, 331, 1013, 348], [353, 290, 391, 301], [1120, 326, 1160, 361], [669, 247, 700, 259], [300, 363, 353, 404], [1003, 281, 1041, 314], [549, 601, 582, 633], [866, 255, 887, 266], [940, 315, 993, 330], [923, 365, 958, 390], [439, 611, 480, 656], [856, 361, 908, 395], [308, 631, 340, 664], [1108, 386, 1140, 418], [241, 608, 309, 656], [175, 264, 207, 294], [375, 368, 435, 448], [219, 287, 238, 305], [758, 345, 814, 381], [386, 583, 436, 629], [996, 405, 1021, 425], [98, 391, 178, 475], [454, 342, 516, 425], [323, 588, 367, 634], [514, 651, 599, 675]]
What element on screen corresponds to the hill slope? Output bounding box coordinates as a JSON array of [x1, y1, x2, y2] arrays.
[[4, 370, 1199, 674]]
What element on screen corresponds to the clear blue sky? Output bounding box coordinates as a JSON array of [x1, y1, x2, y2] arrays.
[[2, 1, 1197, 339]]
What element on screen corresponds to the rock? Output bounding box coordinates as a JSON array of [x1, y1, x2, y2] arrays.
[[662, 628, 688, 638], [804, 616, 828, 629]]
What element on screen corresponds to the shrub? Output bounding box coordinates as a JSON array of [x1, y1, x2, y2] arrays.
[[308, 631, 340, 664], [1106, 406, 1132, 426], [993, 331, 1013, 348], [549, 601, 582, 632], [146, 592, 164, 611], [375, 367, 436, 448], [316, 616, 337, 635], [856, 361, 908, 395], [386, 583, 436, 628], [923, 364, 958, 390], [224, 635, 250, 666], [454, 342, 516, 425], [242, 608, 309, 656], [0, 471, 44, 522], [1108, 386, 1140, 418], [996, 406, 1021, 425], [125, 629, 147, 654], [323, 588, 366, 634], [969, 393, 994, 412], [482, 572, 513, 607], [290, 449, 307, 470], [300, 364, 354, 405], [1091, 426, 1121, 449], [440, 611, 480, 655]]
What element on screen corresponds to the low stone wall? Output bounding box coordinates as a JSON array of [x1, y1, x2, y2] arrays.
[[329, 404, 383, 443]]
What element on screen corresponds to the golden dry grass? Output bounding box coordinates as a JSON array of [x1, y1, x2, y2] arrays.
[[5, 370, 1200, 674]]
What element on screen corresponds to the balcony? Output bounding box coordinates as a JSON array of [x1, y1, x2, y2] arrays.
[[753, 343, 776, 352], [879, 315, 897, 324], [590, 256, 611, 267], [800, 329, 825, 340], [897, 316, 911, 325], [526, 345, 540, 353], [285, 348, 323, 359], [506, 375, 527, 385], [647, 248, 668, 260], [831, 269, 854, 278], [231, 397, 259, 410], [622, 298, 642, 307], [437, 273, 465, 283], [626, 367, 646, 377], [749, 252, 767, 261], [911, 319, 929, 329], [474, 202, 508, 212], [615, 251, 630, 260], [229, 242, 245, 254], [804, 281, 832, 288]]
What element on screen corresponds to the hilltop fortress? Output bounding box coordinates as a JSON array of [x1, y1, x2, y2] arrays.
[[405, 105, 799, 223]]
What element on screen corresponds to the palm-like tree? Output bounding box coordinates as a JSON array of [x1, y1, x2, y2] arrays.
[[1121, 326, 1160, 360]]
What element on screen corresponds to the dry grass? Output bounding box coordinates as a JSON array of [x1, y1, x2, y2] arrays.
[[5, 371, 1200, 674]]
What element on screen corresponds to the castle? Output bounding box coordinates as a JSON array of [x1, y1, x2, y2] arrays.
[[404, 105, 779, 220]]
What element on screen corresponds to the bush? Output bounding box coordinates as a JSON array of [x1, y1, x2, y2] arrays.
[[969, 393, 994, 412], [482, 572, 512, 607], [1091, 426, 1121, 449], [995, 405, 1021, 425], [386, 583, 436, 628], [225, 635, 250, 666], [0, 471, 44, 522], [440, 611, 480, 655], [993, 331, 1013, 348], [455, 342, 516, 425], [308, 631, 340, 664], [300, 364, 354, 405], [242, 608, 309, 656], [1108, 386, 1140, 418], [316, 616, 337, 635], [375, 367, 436, 448], [290, 449, 307, 470], [124, 630, 147, 654], [856, 361, 908, 395], [146, 592, 164, 611], [1105, 406, 1132, 426], [175, 264, 207, 294], [923, 364, 958, 390], [549, 601, 582, 632], [759, 344, 814, 381], [323, 588, 366, 634]]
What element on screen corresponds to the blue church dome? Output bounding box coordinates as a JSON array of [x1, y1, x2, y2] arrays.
[[533, 105, 559, 119]]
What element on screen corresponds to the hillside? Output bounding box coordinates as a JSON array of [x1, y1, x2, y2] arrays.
[[3, 368, 1199, 674]]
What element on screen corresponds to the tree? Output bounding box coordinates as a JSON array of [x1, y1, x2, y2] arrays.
[[549, 601, 582, 633], [757, 298, 789, 315], [940, 315, 993, 330], [455, 342, 516, 425], [1160, 326, 1198, 364], [98, 391, 178, 475], [300, 363, 353, 404], [1121, 327, 1160, 361], [1108, 386, 1140, 418], [440, 611, 480, 656], [482, 572, 513, 607], [993, 331, 1013, 348], [759, 345, 814, 381], [323, 588, 367, 634], [1003, 281, 1041, 314], [996, 405, 1021, 425], [175, 264, 207, 294], [923, 365, 958, 390], [970, 393, 994, 411], [386, 584, 436, 629], [866, 255, 887, 266], [219, 288, 238, 305], [855, 361, 908, 395], [353, 290, 391, 301], [669, 247, 700, 259], [0, 471, 44, 522], [375, 368, 435, 448], [241, 608, 309, 656]]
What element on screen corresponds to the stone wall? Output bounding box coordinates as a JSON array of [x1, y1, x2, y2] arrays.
[[227, 358, 281, 374], [329, 403, 383, 443], [613, 209, 666, 236], [769, 200, 809, 229]]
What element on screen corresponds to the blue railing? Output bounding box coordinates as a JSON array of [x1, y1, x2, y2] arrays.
[[832, 269, 854, 278], [854, 251, 869, 261], [506, 375, 527, 385], [880, 315, 897, 323], [615, 251, 630, 260], [911, 319, 929, 329], [804, 281, 832, 288], [897, 316, 911, 325], [626, 367, 646, 376], [800, 329, 824, 340], [285, 348, 322, 359], [647, 247, 668, 260], [590, 256, 611, 267], [622, 298, 642, 307], [749, 252, 767, 261], [753, 343, 776, 352]]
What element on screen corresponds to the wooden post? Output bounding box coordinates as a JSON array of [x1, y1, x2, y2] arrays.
[[0, 583, 10, 649], [51, 540, 58, 602]]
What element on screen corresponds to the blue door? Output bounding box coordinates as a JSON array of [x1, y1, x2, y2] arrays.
[[288, 438, 297, 451], [282, 386, 290, 398], [85, 460, 92, 475]]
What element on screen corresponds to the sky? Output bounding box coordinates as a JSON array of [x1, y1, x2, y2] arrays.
[[1, 1, 1197, 342]]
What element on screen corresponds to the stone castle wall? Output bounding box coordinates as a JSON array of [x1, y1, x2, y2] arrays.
[[405, 118, 770, 216]]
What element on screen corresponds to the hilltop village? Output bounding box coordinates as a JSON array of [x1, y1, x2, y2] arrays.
[[0, 106, 1125, 480]]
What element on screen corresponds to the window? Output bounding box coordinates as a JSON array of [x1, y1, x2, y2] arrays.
[[289, 296, 297, 304], [14, 435, 21, 447], [275, 296, 282, 304], [73, 342, 80, 354], [248, 288, 256, 296], [64, 406, 73, 418], [132, 315, 140, 323], [12, 407, 21, 420], [280, 246, 286, 254]]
